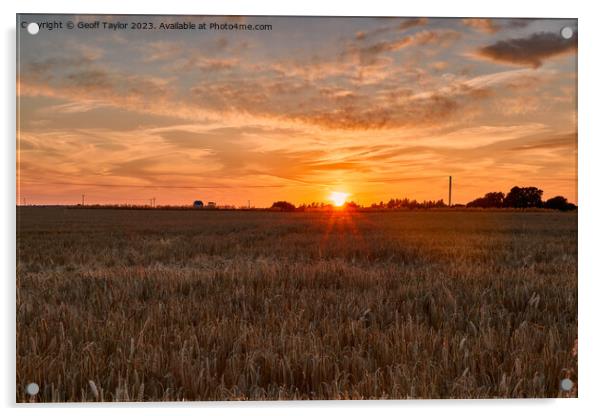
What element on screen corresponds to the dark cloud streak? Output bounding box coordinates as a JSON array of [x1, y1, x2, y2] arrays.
[[477, 31, 577, 68]]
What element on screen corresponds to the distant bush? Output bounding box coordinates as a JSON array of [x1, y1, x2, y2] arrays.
[[270, 201, 296, 211], [344, 201, 360, 210], [544, 196, 577, 211], [466, 192, 505, 208]]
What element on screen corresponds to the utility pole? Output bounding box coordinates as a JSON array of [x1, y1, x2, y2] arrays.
[[448, 176, 452, 207], [248, 200, 251, 209], [82, 194, 85, 206]]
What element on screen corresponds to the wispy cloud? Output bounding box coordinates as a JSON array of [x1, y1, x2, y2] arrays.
[[355, 17, 428, 40], [399, 17, 429, 31], [462, 19, 500, 34], [349, 30, 461, 66], [463, 18, 535, 34]]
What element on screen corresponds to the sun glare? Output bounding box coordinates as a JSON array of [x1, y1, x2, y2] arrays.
[[329, 191, 349, 207]]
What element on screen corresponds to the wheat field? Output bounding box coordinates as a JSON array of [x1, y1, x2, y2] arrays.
[[16, 207, 577, 401]]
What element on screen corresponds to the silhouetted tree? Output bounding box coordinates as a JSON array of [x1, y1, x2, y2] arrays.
[[544, 196, 577, 211], [270, 201, 296, 211], [344, 201, 360, 210], [467, 192, 505, 208], [503, 186, 544, 208]]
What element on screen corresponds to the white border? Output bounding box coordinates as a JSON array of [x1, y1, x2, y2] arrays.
[[3, 1, 601, 415]]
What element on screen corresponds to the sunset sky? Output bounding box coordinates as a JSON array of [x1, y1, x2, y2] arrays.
[[17, 15, 577, 207]]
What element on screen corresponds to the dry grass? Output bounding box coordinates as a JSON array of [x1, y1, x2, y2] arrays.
[[16, 208, 577, 401]]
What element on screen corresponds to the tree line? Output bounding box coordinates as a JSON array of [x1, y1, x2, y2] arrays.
[[466, 186, 576, 211], [271, 199, 447, 211], [370, 198, 447, 209], [270, 186, 576, 212]]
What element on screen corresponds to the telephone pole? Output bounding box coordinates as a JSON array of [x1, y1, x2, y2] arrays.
[[448, 176, 452, 207], [82, 194, 85, 206]]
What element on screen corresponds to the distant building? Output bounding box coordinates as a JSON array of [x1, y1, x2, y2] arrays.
[[207, 202, 217, 208], [193, 200, 204, 208]]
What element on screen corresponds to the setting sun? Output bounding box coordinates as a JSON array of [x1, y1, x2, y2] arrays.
[[329, 192, 349, 207]]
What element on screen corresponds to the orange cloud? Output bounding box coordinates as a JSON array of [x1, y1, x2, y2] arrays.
[[352, 30, 461, 65], [462, 19, 500, 34]]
